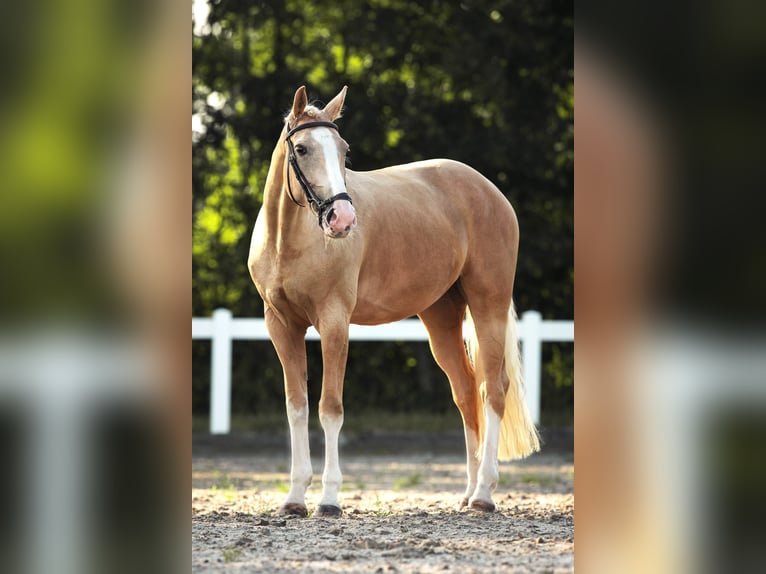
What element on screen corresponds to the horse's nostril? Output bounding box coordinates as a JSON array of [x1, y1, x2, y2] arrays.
[[344, 225, 350, 232]]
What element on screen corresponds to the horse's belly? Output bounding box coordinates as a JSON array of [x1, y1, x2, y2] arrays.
[[351, 263, 460, 325], [350, 297, 427, 325]]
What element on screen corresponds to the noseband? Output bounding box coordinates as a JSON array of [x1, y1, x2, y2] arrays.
[[285, 121, 353, 228]]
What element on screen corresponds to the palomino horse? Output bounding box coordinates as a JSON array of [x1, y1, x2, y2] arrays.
[[248, 86, 539, 518]]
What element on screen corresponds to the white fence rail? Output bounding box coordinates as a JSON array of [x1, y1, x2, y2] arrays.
[[192, 309, 574, 434]]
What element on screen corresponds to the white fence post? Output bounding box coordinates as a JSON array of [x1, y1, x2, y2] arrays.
[[210, 308, 233, 434], [521, 310, 543, 425]]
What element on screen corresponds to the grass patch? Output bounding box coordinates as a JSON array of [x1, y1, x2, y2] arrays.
[[519, 473, 559, 488], [340, 478, 366, 492], [211, 471, 237, 491], [222, 547, 241, 563], [251, 502, 275, 516], [193, 413, 288, 433], [497, 473, 513, 487], [369, 497, 394, 517], [264, 478, 290, 493], [344, 411, 463, 433], [393, 473, 423, 491]]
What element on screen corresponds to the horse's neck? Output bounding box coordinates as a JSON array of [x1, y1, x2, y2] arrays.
[[261, 130, 313, 251]]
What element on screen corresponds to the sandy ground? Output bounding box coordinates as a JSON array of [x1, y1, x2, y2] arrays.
[[192, 447, 573, 573]]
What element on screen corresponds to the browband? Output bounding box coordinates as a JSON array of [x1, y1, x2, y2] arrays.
[[284, 121, 351, 228], [286, 121, 339, 138]]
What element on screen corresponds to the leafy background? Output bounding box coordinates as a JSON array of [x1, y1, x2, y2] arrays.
[[192, 0, 572, 430]]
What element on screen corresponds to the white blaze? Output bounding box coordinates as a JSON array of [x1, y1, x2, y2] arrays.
[[310, 128, 346, 195]]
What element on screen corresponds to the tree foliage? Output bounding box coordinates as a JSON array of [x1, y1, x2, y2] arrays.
[[192, 0, 573, 424]]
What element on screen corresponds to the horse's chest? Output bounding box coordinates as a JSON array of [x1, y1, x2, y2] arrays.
[[254, 253, 315, 311]]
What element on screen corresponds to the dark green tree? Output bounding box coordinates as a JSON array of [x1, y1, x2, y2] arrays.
[[193, 0, 573, 426]]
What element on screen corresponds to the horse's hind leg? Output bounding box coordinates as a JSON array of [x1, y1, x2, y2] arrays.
[[463, 295, 513, 512], [418, 289, 481, 509]]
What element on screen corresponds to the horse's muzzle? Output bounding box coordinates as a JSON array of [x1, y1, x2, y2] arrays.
[[322, 199, 357, 238]]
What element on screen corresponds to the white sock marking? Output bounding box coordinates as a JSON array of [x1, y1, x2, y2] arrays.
[[471, 404, 501, 504], [462, 428, 480, 503], [285, 400, 312, 505], [319, 413, 344, 507]]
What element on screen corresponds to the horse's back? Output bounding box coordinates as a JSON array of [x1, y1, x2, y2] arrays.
[[348, 158, 517, 247], [350, 158, 512, 214]]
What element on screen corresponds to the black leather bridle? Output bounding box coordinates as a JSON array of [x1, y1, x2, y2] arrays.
[[285, 121, 353, 228]]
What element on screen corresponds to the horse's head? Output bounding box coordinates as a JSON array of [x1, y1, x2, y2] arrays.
[[285, 86, 357, 239]]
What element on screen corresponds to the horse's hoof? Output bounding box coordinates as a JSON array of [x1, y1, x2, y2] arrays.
[[314, 504, 343, 518], [456, 498, 470, 511], [278, 502, 308, 518], [470, 499, 496, 513]]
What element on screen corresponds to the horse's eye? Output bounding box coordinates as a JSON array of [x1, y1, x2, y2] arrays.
[[295, 144, 307, 156]]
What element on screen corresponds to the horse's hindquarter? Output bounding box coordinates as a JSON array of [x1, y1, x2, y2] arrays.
[[348, 160, 517, 325]]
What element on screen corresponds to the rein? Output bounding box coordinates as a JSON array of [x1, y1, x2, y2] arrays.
[[285, 121, 353, 228]]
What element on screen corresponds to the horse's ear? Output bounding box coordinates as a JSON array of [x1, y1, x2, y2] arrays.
[[323, 85, 348, 121], [291, 86, 308, 119]]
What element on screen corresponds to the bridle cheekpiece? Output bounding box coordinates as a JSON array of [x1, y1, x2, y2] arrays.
[[285, 121, 353, 229]]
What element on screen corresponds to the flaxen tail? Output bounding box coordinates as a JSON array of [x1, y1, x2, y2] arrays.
[[465, 302, 541, 461]]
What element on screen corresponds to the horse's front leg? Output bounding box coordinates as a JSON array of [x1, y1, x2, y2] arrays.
[[265, 309, 312, 517], [314, 316, 350, 518]]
